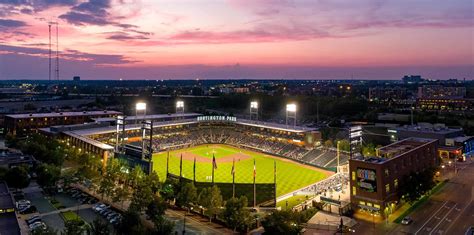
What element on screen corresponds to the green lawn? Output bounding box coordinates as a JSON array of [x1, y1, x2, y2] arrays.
[[152, 144, 329, 196], [61, 211, 80, 222], [276, 195, 311, 209]]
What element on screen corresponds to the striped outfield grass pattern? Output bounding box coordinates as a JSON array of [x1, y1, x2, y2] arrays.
[[152, 144, 330, 196]]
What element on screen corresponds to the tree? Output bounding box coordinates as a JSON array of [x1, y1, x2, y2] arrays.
[[147, 171, 161, 194], [112, 185, 130, 208], [337, 139, 351, 152], [61, 220, 86, 235], [223, 196, 253, 232], [117, 209, 146, 235], [198, 185, 223, 222], [176, 182, 197, 207], [5, 166, 30, 190], [160, 178, 178, 202], [324, 140, 334, 148], [151, 217, 175, 235], [129, 171, 154, 212], [362, 143, 376, 157], [398, 167, 437, 204], [32, 227, 57, 235], [146, 195, 167, 222], [89, 218, 109, 235], [261, 210, 303, 235], [36, 163, 61, 189]]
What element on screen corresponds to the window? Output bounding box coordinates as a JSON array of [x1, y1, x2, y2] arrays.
[[367, 202, 373, 207], [359, 201, 366, 205], [352, 186, 357, 196], [374, 204, 380, 209], [394, 179, 398, 189], [352, 171, 356, 181], [385, 169, 389, 177], [385, 184, 390, 193]]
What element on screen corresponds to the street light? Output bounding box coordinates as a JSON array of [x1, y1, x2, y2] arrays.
[[286, 103, 297, 127], [176, 100, 185, 114], [250, 101, 258, 121]]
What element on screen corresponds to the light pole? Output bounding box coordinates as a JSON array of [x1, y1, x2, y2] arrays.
[[286, 103, 297, 128], [176, 100, 184, 114], [250, 101, 258, 121]]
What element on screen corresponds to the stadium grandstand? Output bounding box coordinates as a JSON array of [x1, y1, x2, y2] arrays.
[[40, 112, 349, 170]]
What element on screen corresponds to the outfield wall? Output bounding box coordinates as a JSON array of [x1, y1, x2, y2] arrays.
[[167, 173, 276, 206]]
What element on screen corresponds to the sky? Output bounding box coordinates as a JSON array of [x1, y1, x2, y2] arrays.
[[0, 0, 473, 80]]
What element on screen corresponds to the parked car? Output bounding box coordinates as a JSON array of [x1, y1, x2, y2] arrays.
[[110, 216, 122, 225], [16, 199, 31, 209], [26, 215, 41, 225], [87, 198, 98, 204], [19, 205, 37, 214], [30, 222, 47, 231], [401, 217, 413, 225]]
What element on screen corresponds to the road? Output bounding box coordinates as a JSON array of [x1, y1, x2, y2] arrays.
[[388, 160, 474, 235]]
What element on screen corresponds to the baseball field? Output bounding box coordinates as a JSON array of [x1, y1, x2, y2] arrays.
[[152, 144, 331, 196]]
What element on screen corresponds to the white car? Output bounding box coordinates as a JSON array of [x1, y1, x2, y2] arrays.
[[29, 222, 47, 231], [401, 217, 413, 225]]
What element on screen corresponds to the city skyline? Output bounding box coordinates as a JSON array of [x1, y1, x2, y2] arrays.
[[0, 0, 473, 80]]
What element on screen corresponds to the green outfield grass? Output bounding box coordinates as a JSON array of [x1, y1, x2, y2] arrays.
[[152, 144, 330, 196], [276, 195, 310, 209]]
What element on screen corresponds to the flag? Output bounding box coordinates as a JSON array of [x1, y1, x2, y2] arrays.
[[231, 158, 235, 176], [212, 154, 218, 169], [193, 157, 196, 182], [274, 160, 277, 177], [179, 153, 183, 177]]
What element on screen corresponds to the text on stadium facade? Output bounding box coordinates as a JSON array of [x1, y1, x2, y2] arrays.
[[197, 116, 237, 122]]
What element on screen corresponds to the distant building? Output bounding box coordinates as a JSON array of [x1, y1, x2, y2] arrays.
[[402, 75, 423, 84], [389, 123, 470, 160], [349, 137, 438, 217], [0, 150, 36, 169], [73, 76, 81, 81], [417, 85, 466, 99], [369, 87, 407, 102], [4, 110, 121, 136], [416, 98, 471, 112]]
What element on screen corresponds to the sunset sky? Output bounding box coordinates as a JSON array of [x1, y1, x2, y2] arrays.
[[0, 0, 472, 80]]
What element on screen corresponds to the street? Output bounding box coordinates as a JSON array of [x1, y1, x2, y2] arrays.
[[388, 160, 474, 235]]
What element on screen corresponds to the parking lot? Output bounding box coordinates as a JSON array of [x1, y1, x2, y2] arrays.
[[19, 187, 117, 233]]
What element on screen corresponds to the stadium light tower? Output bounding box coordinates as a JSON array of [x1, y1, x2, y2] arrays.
[[135, 102, 147, 124], [176, 100, 184, 114], [286, 103, 297, 127], [250, 101, 258, 121]]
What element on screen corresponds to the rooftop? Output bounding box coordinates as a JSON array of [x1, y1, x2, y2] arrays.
[[6, 110, 121, 119], [394, 123, 463, 134], [352, 137, 437, 164]]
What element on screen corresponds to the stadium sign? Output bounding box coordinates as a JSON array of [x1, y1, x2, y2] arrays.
[[197, 116, 237, 122]]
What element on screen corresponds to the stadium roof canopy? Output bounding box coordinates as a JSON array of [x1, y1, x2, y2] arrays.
[[6, 110, 120, 119], [63, 131, 115, 150], [93, 113, 201, 122]]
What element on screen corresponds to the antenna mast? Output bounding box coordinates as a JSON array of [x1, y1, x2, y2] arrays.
[[55, 23, 59, 81], [48, 23, 51, 81]]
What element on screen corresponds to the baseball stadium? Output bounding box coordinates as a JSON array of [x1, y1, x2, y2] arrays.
[[43, 108, 350, 206]]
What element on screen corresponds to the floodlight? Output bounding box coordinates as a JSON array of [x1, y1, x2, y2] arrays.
[[136, 102, 147, 111], [286, 104, 297, 112], [250, 101, 258, 109]]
